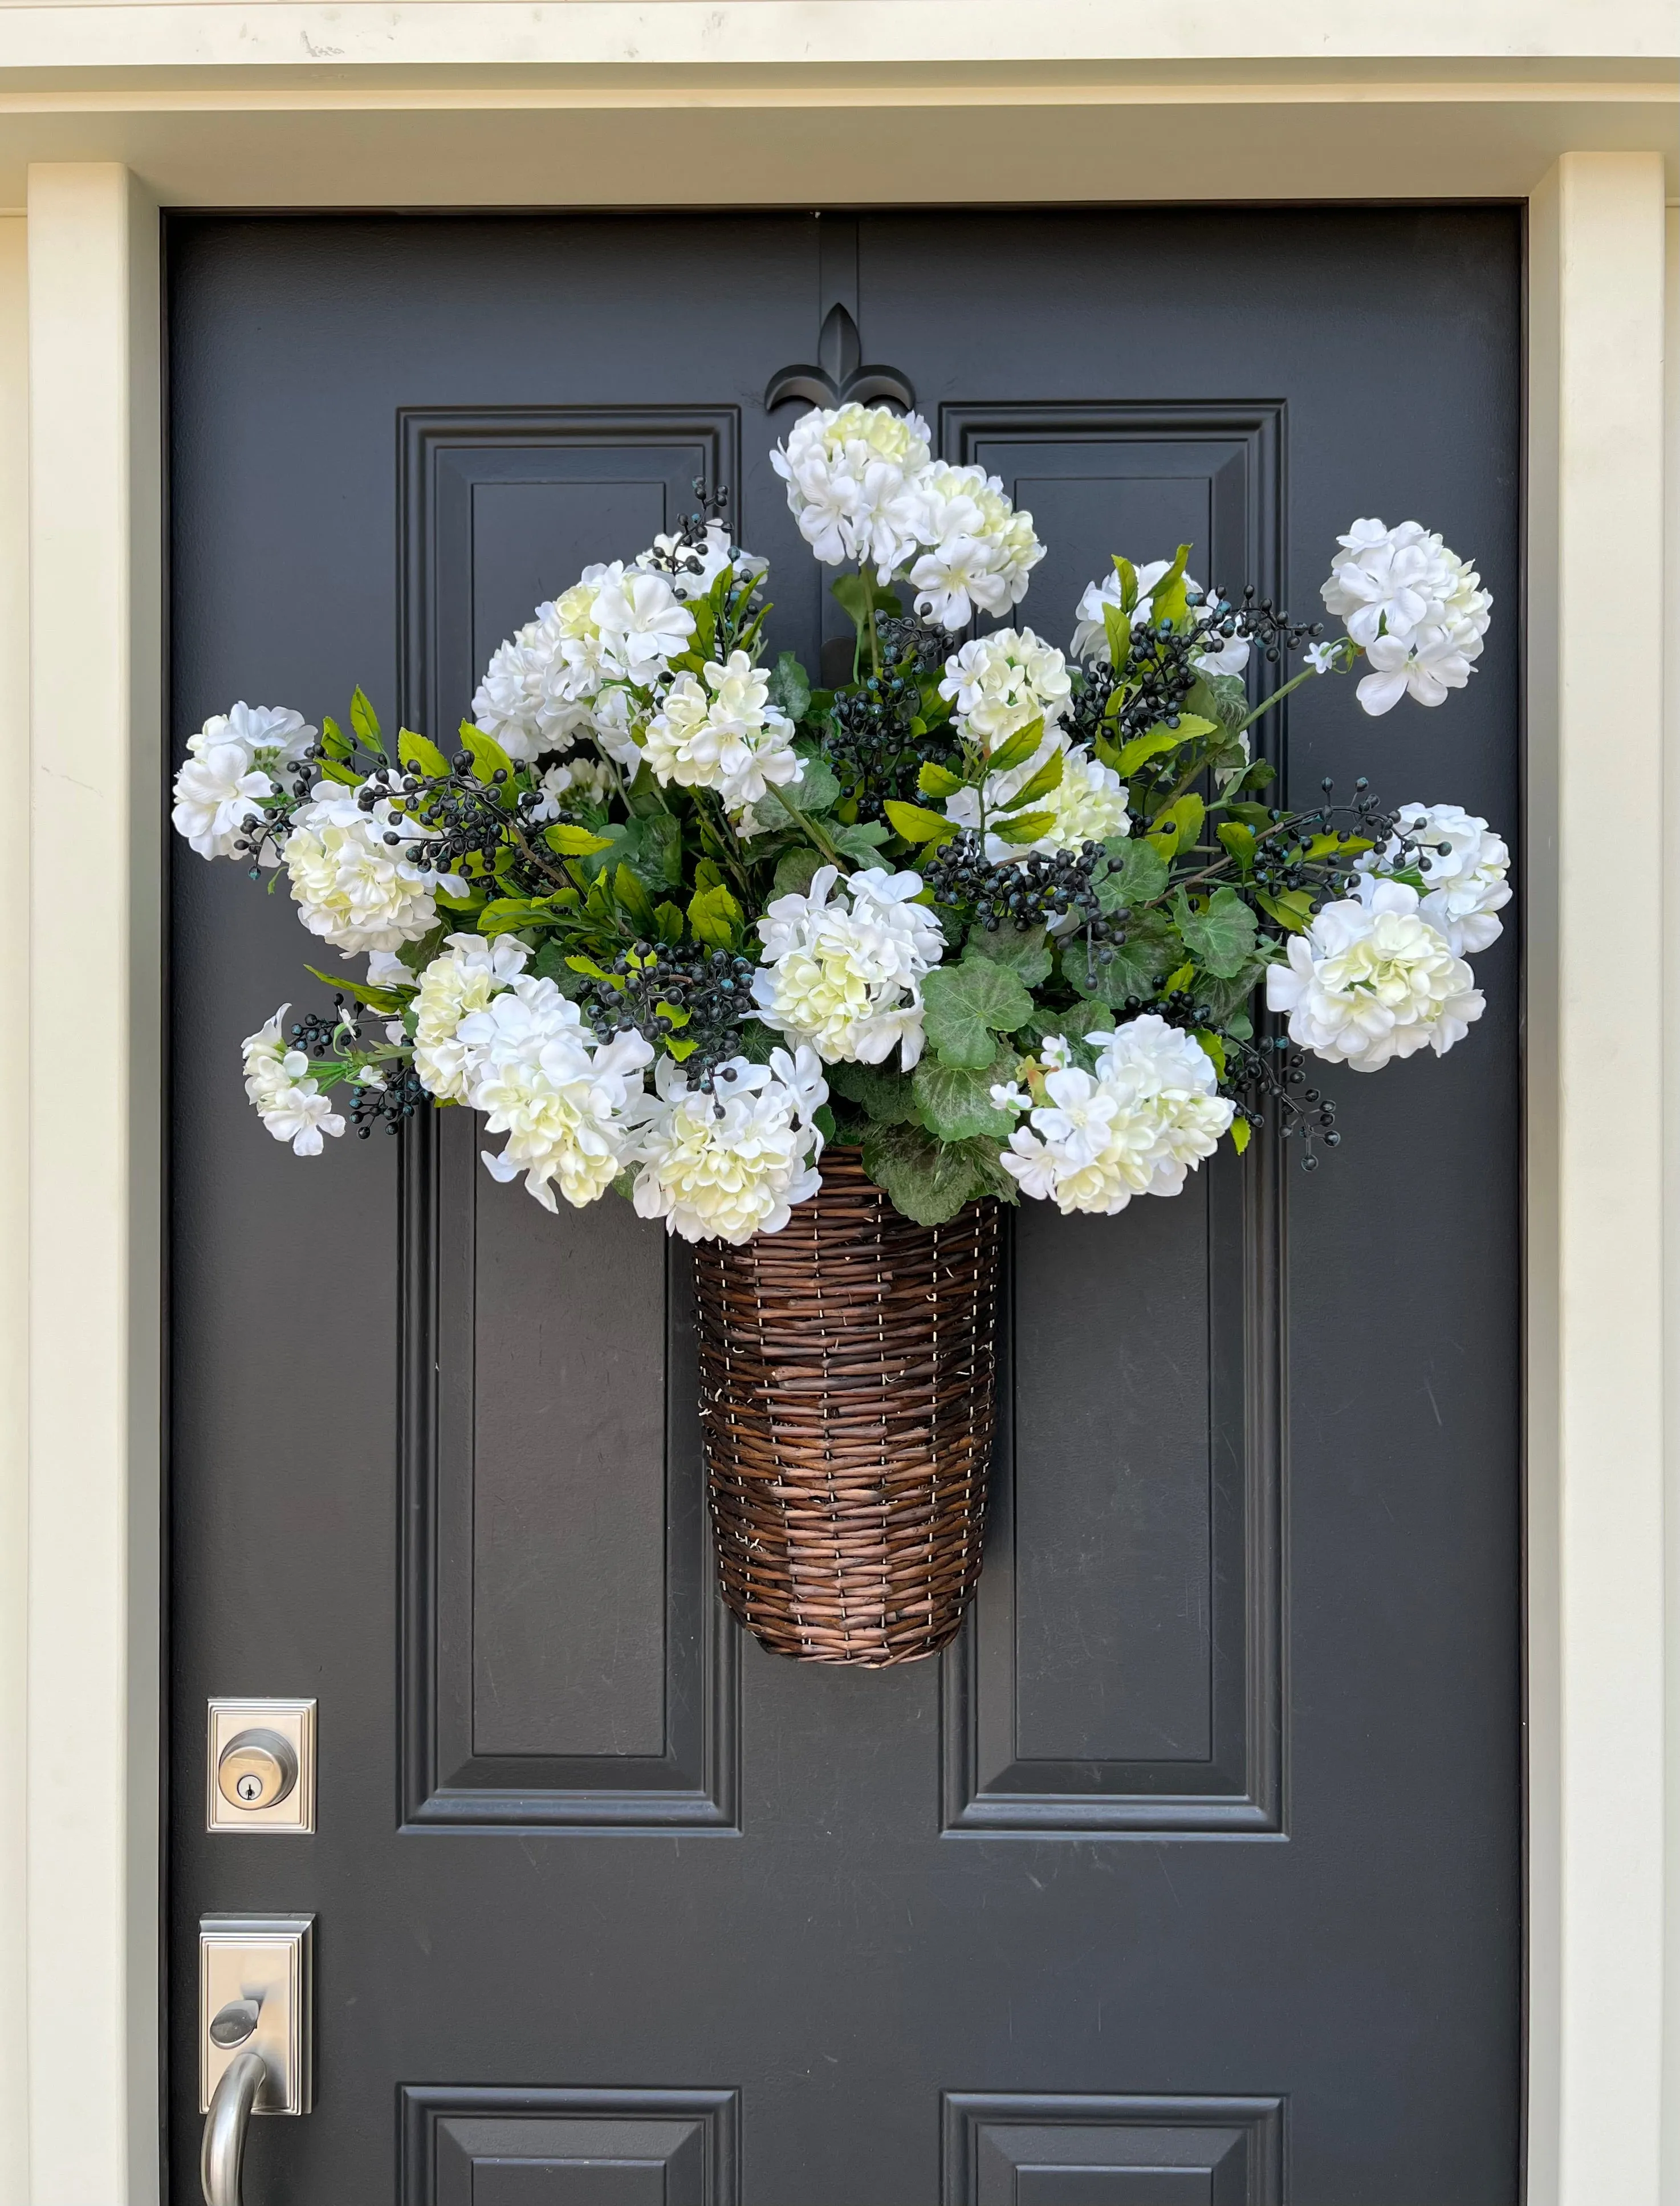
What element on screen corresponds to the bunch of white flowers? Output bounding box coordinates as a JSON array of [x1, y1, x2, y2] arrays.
[[993, 1017, 1234, 1216], [770, 401, 932, 581], [641, 651, 803, 818], [637, 520, 766, 605], [283, 784, 455, 957], [454, 976, 654, 1212], [907, 464, 1045, 630], [1355, 801, 1511, 956], [1320, 519, 1492, 716], [170, 703, 317, 861], [1266, 879, 1484, 1072], [529, 756, 616, 822], [752, 865, 945, 1070], [241, 1007, 345, 1155], [938, 628, 1072, 748], [629, 1046, 827, 1245], [410, 932, 531, 1102], [1070, 560, 1251, 678]]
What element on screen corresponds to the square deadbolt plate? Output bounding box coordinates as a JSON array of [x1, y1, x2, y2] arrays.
[[206, 1697, 316, 1834], [199, 1914, 314, 2114]]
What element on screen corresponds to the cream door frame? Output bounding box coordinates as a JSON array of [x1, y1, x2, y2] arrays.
[[0, 13, 1673, 2200]]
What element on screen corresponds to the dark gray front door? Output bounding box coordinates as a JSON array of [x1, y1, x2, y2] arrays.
[[167, 208, 1522, 2205]]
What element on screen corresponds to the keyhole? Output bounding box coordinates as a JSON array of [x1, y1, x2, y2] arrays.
[[236, 1773, 263, 1803]]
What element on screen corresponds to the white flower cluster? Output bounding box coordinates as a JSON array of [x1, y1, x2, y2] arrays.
[[1356, 801, 1510, 956], [937, 629, 1129, 862], [994, 1017, 1235, 1216], [752, 865, 945, 1070], [1266, 879, 1484, 1073], [1320, 518, 1492, 716], [629, 1046, 827, 1245], [642, 649, 803, 820], [470, 556, 696, 765], [529, 755, 616, 822], [171, 703, 317, 862], [1071, 561, 1251, 679], [771, 403, 1043, 631], [410, 932, 531, 1100], [283, 783, 455, 957], [242, 1007, 345, 1155]]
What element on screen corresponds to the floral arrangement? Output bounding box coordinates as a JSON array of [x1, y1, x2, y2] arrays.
[[173, 403, 1507, 1242]]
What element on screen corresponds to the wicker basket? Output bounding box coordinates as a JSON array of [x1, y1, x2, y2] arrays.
[[694, 1147, 999, 1667]]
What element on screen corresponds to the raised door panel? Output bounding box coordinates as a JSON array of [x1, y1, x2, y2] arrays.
[[404, 2090, 738, 2206], [944, 2097, 1283, 2206]]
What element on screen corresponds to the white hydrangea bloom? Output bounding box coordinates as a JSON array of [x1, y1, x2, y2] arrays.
[[1355, 802, 1511, 956], [907, 464, 1044, 629], [1320, 519, 1492, 716], [994, 1016, 1234, 1215], [938, 627, 1071, 747], [471, 614, 564, 763], [283, 784, 448, 957], [628, 1046, 827, 1245], [944, 726, 1129, 862], [410, 932, 531, 1102], [770, 402, 931, 582], [641, 651, 803, 813], [752, 864, 945, 1070], [1266, 879, 1484, 1071], [456, 976, 653, 1213], [636, 520, 767, 604], [1070, 562, 1250, 678], [528, 755, 616, 823], [173, 703, 318, 862], [241, 1006, 345, 1156]]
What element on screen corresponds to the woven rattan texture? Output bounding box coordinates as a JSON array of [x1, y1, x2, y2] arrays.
[[694, 1148, 999, 1666]]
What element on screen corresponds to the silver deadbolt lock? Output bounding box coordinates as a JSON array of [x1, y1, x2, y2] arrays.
[[217, 1730, 298, 1811]]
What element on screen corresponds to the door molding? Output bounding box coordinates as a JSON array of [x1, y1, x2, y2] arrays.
[[2, 120, 1672, 2206]]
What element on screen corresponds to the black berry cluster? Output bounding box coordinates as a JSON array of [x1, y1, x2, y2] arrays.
[[827, 671, 955, 822], [576, 943, 758, 1090], [924, 829, 1124, 941]]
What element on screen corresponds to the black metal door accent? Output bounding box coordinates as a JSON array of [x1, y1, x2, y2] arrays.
[[166, 207, 1522, 2205]]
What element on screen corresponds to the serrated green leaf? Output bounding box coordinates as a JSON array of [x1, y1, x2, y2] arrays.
[[687, 881, 743, 949], [652, 900, 686, 945], [544, 821, 615, 857], [989, 807, 1059, 846], [859, 1120, 996, 1226], [458, 721, 517, 803], [1096, 836, 1170, 911], [349, 686, 382, 746], [1147, 791, 1205, 862], [1217, 820, 1258, 869], [964, 922, 1052, 988], [912, 1050, 1016, 1143], [319, 714, 352, 761], [831, 572, 903, 637], [1175, 884, 1259, 979], [1144, 544, 1193, 631], [825, 1059, 923, 1126], [478, 897, 555, 936], [1186, 671, 1251, 733], [921, 958, 1035, 1067], [885, 799, 959, 846], [1101, 602, 1133, 669], [767, 651, 812, 726], [831, 819, 892, 863], [1194, 1027, 1226, 1078], [303, 965, 413, 1012], [397, 727, 450, 779], [984, 716, 1046, 777], [614, 863, 657, 934], [315, 758, 361, 787], [1110, 554, 1140, 616], [1008, 749, 1065, 810], [1068, 911, 1183, 1007], [917, 761, 969, 801], [1230, 1116, 1252, 1155], [772, 847, 825, 899]]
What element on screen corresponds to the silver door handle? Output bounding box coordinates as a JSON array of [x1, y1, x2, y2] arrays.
[[201, 2048, 265, 2206]]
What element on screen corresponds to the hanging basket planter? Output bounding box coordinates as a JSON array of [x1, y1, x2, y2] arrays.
[[694, 1147, 999, 1667]]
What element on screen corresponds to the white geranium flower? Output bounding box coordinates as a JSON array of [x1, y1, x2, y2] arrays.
[[752, 864, 945, 1070], [1320, 519, 1492, 716], [636, 519, 767, 604], [995, 1015, 1233, 1214], [592, 563, 697, 686], [771, 402, 932, 582], [241, 1006, 345, 1156], [1355, 802, 1511, 956], [907, 464, 1044, 629], [943, 726, 1129, 862], [1356, 614, 1485, 716], [1071, 562, 1250, 677], [641, 651, 803, 812], [1266, 879, 1484, 1071], [1304, 639, 1345, 675], [172, 744, 276, 862], [283, 784, 448, 957], [528, 756, 616, 823], [457, 976, 653, 1212], [186, 701, 316, 770], [411, 932, 531, 1102], [938, 628, 1071, 747], [629, 1046, 827, 1245]]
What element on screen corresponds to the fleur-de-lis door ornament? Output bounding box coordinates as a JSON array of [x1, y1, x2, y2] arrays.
[[763, 216, 916, 414]]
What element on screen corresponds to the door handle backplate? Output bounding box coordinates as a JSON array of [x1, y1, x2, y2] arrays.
[[198, 1914, 314, 2116]]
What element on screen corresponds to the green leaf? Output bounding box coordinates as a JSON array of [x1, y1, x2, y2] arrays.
[[1096, 836, 1170, 911], [349, 686, 382, 747], [1230, 1116, 1252, 1156], [913, 1049, 1016, 1142], [1101, 602, 1133, 671], [921, 958, 1035, 1068], [1114, 716, 1214, 775], [830, 572, 904, 636], [984, 716, 1046, 777], [315, 758, 361, 787], [766, 745, 840, 819], [1068, 911, 1183, 1007], [458, 721, 517, 802], [544, 821, 615, 857], [652, 899, 686, 945], [885, 798, 959, 847], [1147, 791, 1205, 862], [687, 881, 744, 949], [614, 863, 658, 935], [1007, 748, 1065, 810], [989, 807, 1059, 846], [825, 1059, 923, 1126], [964, 922, 1052, 988], [917, 760, 969, 801], [1175, 885, 1259, 979], [303, 965, 413, 1012], [1144, 543, 1193, 631], [1254, 888, 1313, 935], [397, 727, 450, 779], [1217, 820, 1258, 870], [319, 714, 353, 762], [1110, 554, 1140, 616], [1196, 954, 1271, 1025], [831, 819, 892, 864], [733, 1018, 781, 1066], [478, 897, 557, 936], [767, 651, 812, 725], [772, 847, 825, 899], [1194, 1028, 1226, 1078], [1186, 671, 1250, 734], [859, 1120, 998, 1227]]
